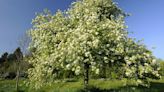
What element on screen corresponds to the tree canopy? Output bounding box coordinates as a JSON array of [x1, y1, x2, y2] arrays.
[[28, 0, 161, 89]]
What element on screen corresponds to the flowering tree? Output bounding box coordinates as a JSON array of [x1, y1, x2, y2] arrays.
[[27, 0, 160, 89], [122, 38, 160, 86]]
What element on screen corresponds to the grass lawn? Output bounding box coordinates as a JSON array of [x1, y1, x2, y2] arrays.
[[0, 77, 164, 92]]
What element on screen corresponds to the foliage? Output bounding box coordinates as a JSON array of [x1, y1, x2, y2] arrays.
[[121, 39, 161, 87], [0, 49, 29, 79], [158, 60, 164, 76], [28, 0, 161, 89]]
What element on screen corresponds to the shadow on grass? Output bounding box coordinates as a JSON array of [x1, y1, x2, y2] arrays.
[[80, 82, 164, 92], [149, 82, 164, 92]]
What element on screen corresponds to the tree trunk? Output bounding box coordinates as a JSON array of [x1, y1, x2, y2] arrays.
[[16, 62, 20, 92], [14, 47, 23, 92], [101, 61, 106, 78], [136, 62, 140, 79], [84, 63, 89, 91]]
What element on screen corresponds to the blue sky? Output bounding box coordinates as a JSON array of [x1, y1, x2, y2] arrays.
[[0, 0, 163, 59]]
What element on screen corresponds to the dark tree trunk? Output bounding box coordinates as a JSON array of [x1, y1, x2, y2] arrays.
[[84, 63, 89, 91], [136, 62, 140, 79], [101, 61, 106, 78]]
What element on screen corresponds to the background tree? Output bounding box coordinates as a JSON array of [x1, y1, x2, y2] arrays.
[[0, 49, 28, 79], [0, 52, 9, 74], [14, 47, 23, 92], [0, 52, 8, 63]]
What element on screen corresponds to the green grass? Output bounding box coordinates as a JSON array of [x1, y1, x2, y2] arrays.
[[0, 79, 28, 92], [0, 77, 164, 92]]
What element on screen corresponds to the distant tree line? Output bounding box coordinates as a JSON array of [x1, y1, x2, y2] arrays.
[[0, 48, 29, 79]]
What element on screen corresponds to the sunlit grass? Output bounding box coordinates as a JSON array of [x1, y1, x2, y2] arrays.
[[0, 77, 164, 92]]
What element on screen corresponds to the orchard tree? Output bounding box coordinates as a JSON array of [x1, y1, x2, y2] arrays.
[[27, 0, 161, 89], [122, 38, 160, 86]]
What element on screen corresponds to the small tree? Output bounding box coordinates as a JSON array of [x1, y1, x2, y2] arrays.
[[14, 47, 23, 92]]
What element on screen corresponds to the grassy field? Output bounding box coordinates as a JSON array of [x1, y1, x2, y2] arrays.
[[0, 77, 164, 92]]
